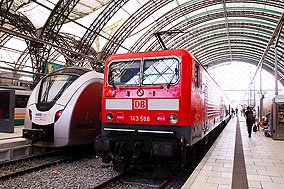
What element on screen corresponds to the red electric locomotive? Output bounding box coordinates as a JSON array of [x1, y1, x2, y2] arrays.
[[95, 49, 230, 174]]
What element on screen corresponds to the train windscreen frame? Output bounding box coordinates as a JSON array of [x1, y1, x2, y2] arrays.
[[39, 74, 79, 103], [107, 57, 180, 87]]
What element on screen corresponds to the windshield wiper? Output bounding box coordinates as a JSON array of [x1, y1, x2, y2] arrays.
[[167, 68, 178, 89], [110, 81, 116, 90], [41, 78, 54, 102]]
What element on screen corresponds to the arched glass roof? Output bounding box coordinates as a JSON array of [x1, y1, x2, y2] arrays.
[[0, 0, 283, 100]]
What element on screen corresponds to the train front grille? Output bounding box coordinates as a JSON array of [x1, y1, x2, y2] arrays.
[[32, 123, 54, 142]]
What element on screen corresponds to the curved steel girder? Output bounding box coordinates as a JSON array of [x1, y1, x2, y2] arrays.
[[30, 0, 80, 81], [177, 30, 283, 60], [0, 0, 32, 26], [77, 0, 129, 55], [225, 0, 283, 9], [169, 26, 281, 53], [203, 51, 278, 74], [131, 3, 282, 52], [0, 8, 39, 70], [202, 51, 282, 79], [39, 0, 80, 40], [164, 30, 271, 53], [180, 33, 283, 69], [0, 10, 36, 35], [55, 32, 82, 67], [200, 46, 282, 70], [0, 33, 12, 48], [139, 16, 279, 53], [101, 0, 173, 60], [145, 10, 281, 52], [210, 58, 284, 86], [195, 40, 283, 61], [195, 38, 283, 61], [55, 32, 103, 70], [142, 13, 284, 69], [0, 0, 14, 26]]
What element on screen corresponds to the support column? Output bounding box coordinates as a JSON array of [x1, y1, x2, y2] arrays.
[[260, 65, 263, 121], [274, 46, 279, 96]]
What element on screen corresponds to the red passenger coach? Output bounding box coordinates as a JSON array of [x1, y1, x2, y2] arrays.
[[96, 49, 230, 173]]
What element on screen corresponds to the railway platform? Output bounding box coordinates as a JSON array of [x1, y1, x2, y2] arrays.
[[182, 115, 284, 189], [0, 126, 44, 162]]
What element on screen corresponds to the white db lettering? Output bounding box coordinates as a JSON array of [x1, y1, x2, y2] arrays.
[[134, 100, 146, 109]]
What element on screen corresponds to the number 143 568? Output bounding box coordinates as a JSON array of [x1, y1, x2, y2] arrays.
[[130, 116, 150, 122]]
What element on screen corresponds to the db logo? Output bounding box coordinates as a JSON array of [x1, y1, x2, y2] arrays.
[[133, 100, 147, 109]]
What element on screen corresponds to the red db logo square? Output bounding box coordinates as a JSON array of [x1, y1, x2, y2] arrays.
[[133, 100, 147, 109]]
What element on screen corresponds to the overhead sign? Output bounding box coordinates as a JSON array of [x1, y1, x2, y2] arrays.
[[45, 63, 65, 74]]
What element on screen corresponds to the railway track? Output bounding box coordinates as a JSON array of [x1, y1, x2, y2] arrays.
[[0, 151, 71, 180], [93, 172, 173, 189]]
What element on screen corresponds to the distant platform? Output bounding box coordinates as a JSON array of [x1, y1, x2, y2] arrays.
[[0, 126, 45, 161], [182, 115, 284, 189], [0, 126, 24, 141]]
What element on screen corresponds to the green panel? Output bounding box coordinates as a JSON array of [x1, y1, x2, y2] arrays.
[[14, 119, 24, 126]]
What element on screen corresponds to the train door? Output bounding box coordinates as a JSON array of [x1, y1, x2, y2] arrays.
[[0, 89, 15, 133], [203, 84, 208, 133]]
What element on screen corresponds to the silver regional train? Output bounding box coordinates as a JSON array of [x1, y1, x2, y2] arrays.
[[23, 67, 103, 147]]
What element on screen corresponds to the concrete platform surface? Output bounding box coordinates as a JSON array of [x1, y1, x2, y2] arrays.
[[182, 115, 284, 189]]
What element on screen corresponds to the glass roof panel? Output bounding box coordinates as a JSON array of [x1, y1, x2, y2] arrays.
[[0, 0, 283, 95], [17, 0, 110, 29], [208, 61, 284, 105], [17, 0, 54, 29]]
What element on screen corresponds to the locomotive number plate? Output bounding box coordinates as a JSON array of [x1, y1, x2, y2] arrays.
[[130, 115, 150, 122]]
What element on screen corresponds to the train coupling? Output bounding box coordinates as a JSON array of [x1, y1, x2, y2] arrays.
[[152, 142, 175, 157], [95, 137, 112, 152], [95, 137, 113, 163], [22, 129, 44, 142]]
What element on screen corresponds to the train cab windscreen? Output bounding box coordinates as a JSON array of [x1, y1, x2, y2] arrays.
[[108, 58, 180, 86], [39, 74, 79, 103]]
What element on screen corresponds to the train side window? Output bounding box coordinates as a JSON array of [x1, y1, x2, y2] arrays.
[[195, 64, 200, 88], [15, 95, 29, 108]]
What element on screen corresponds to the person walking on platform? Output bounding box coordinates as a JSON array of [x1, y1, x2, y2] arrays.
[[245, 106, 255, 138]]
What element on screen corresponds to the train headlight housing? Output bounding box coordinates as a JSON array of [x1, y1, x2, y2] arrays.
[[116, 113, 125, 123], [169, 114, 178, 124], [156, 114, 166, 124], [106, 113, 114, 122], [55, 110, 63, 122], [29, 109, 32, 120]]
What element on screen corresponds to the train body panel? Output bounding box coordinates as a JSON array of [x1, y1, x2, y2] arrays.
[[14, 108, 26, 125], [96, 49, 230, 172], [23, 67, 103, 147], [0, 86, 31, 126]]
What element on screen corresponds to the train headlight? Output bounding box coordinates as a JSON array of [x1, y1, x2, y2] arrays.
[[156, 114, 166, 124], [29, 110, 32, 120], [106, 113, 114, 122], [116, 113, 125, 123], [55, 110, 63, 122], [169, 114, 178, 124]]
